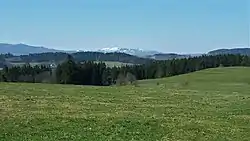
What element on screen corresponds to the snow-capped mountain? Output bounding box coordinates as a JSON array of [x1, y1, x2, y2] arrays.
[[97, 47, 160, 57]]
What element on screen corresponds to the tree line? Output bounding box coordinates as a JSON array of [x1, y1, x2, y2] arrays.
[[1, 54, 250, 85], [0, 64, 53, 83]]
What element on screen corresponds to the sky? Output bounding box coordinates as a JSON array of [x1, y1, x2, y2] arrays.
[[0, 0, 249, 54]]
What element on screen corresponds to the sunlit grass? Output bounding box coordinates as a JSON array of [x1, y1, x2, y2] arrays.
[[0, 67, 250, 140]]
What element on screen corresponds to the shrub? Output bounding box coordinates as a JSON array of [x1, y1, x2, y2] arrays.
[[116, 73, 128, 86], [126, 72, 137, 84]]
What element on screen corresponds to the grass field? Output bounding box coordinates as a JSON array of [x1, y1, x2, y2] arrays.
[[10, 62, 51, 67], [94, 61, 134, 67], [9, 61, 133, 68], [0, 67, 250, 140]]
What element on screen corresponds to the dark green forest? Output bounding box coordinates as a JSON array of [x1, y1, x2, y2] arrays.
[[1, 53, 250, 86], [1, 52, 152, 64]]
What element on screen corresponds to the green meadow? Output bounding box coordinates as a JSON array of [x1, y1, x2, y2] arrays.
[[0, 67, 250, 141]]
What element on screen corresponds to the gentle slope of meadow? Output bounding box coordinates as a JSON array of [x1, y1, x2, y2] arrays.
[[0, 67, 250, 140]]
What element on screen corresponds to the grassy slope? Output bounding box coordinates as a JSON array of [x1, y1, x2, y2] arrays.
[[10, 62, 51, 67], [94, 61, 134, 67], [9, 61, 133, 68], [0, 67, 250, 141]]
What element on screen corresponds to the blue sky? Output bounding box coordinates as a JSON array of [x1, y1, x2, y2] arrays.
[[0, 0, 249, 53]]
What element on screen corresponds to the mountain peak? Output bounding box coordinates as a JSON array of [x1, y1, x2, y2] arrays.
[[97, 47, 159, 57], [99, 47, 121, 52], [208, 47, 250, 56]]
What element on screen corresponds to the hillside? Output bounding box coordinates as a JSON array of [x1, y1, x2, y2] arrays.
[[208, 48, 250, 56], [1, 52, 152, 66], [1, 43, 250, 63], [0, 43, 199, 60], [0, 43, 64, 55], [147, 53, 191, 60], [94, 61, 134, 67], [98, 47, 160, 57], [141, 67, 250, 90], [0, 43, 160, 57], [1, 67, 250, 140]]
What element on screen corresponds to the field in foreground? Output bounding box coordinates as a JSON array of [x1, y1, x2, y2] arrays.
[[0, 67, 250, 141]]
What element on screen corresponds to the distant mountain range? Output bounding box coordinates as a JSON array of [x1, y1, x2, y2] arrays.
[[96, 47, 204, 59], [0, 43, 62, 55], [0, 43, 249, 60], [97, 47, 160, 57], [0, 43, 78, 55]]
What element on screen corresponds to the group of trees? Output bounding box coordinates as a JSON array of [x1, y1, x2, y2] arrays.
[[56, 55, 109, 85], [53, 54, 250, 86], [55, 55, 139, 86], [1, 54, 250, 86], [0, 64, 52, 83]]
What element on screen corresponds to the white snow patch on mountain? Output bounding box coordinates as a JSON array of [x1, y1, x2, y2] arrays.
[[97, 47, 160, 57]]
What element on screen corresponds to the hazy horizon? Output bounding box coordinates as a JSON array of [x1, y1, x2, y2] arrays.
[[0, 0, 249, 54]]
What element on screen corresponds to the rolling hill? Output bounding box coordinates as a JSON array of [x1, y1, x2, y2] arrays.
[[0, 43, 160, 57], [208, 48, 250, 56], [1, 43, 250, 64], [0, 52, 152, 67], [1, 67, 250, 140], [94, 61, 134, 67], [147, 53, 191, 60], [0, 43, 64, 55]]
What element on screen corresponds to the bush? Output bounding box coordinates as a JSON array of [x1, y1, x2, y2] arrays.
[[116, 72, 138, 86], [126, 72, 137, 84], [116, 73, 128, 86]]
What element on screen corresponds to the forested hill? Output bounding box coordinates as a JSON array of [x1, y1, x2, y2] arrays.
[[208, 48, 250, 56], [2, 47, 250, 68], [1, 52, 152, 64], [147, 53, 191, 60]]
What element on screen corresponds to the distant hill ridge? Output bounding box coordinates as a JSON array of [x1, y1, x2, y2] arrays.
[[0, 52, 153, 65], [208, 48, 250, 56], [147, 53, 192, 60], [1, 43, 250, 61], [97, 47, 159, 57], [0, 43, 64, 55]]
